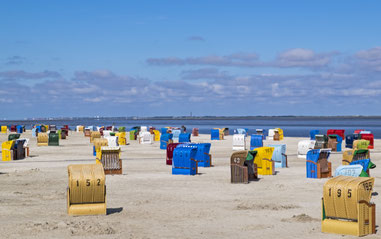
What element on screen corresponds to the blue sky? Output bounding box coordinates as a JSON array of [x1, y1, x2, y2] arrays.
[[1, 1, 381, 118]]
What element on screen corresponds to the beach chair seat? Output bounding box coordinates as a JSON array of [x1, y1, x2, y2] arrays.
[[254, 147, 275, 175], [84, 128, 91, 137], [306, 149, 332, 178], [321, 176, 375, 236], [94, 138, 108, 159], [274, 128, 284, 141], [268, 144, 287, 168], [48, 133, 59, 146], [328, 134, 342, 152], [334, 165, 363, 177], [233, 134, 246, 151], [314, 134, 328, 149], [160, 133, 173, 150], [250, 134, 263, 150], [267, 129, 275, 139], [10, 125, 16, 132], [166, 143, 182, 165], [90, 131, 101, 143], [98, 146, 122, 175], [37, 133, 49, 146], [172, 147, 198, 175], [230, 150, 257, 183], [211, 129, 220, 140], [297, 140, 316, 159], [67, 164, 106, 215], [179, 133, 191, 143], [105, 136, 119, 147], [76, 125, 84, 132], [2, 141, 14, 161]]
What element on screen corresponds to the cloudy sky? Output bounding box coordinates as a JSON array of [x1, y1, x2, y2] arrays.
[[1, 1, 381, 118]]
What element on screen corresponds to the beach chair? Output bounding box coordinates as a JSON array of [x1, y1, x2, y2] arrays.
[[67, 164, 106, 215], [10, 125, 16, 132], [211, 129, 220, 140], [98, 146, 122, 175], [152, 130, 160, 141], [172, 129, 181, 142], [84, 128, 91, 137], [166, 143, 182, 165], [314, 134, 328, 149], [129, 130, 137, 140], [177, 143, 212, 167], [172, 147, 198, 175], [94, 138, 108, 159], [353, 140, 369, 150], [267, 129, 275, 140], [37, 133, 49, 146], [345, 134, 359, 149], [2, 141, 14, 161], [19, 138, 30, 157], [223, 128, 229, 136], [253, 147, 275, 175], [49, 125, 57, 132], [105, 136, 119, 147], [115, 132, 127, 145], [76, 125, 84, 132], [16, 125, 23, 134], [31, 128, 37, 137], [12, 139, 26, 160], [250, 134, 263, 150], [297, 140, 316, 159], [90, 131, 101, 143], [160, 133, 173, 150], [274, 128, 284, 140], [321, 176, 376, 236], [1, 125, 7, 133], [334, 165, 363, 177], [310, 130, 319, 140], [179, 133, 191, 143], [192, 128, 199, 136], [342, 148, 374, 176], [48, 133, 59, 146], [268, 144, 287, 168], [306, 149, 332, 178], [230, 150, 257, 183], [326, 129, 345, 140], [233, 134, 246, 151], [359, 133, 374, 149], [328, 134, 343, 152], [139, 132, 153, 144]]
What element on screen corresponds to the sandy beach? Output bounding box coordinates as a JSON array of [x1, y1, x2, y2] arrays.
[[0, 131, 380, 239]]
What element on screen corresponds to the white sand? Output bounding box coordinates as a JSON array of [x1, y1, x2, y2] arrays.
[[0, 131, 380, 239]]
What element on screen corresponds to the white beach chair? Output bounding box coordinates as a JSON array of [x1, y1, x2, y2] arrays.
[[297, 140, 316, 159], [232, 134, 246, 150]]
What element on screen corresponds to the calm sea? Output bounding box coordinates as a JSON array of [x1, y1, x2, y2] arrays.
[[1, 117, 380, 138]]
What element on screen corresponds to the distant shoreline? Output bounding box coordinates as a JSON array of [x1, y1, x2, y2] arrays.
[[2, 115, 381, 121]]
